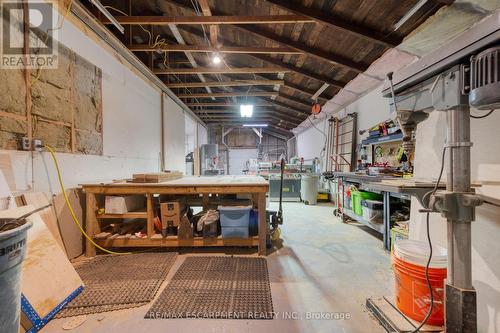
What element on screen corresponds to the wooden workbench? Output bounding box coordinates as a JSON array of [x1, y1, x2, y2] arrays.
[[81, 176, 269, 257]]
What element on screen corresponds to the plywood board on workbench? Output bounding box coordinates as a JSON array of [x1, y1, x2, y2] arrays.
[[0, 206, 83, 319], [83, 175, 268, 187]]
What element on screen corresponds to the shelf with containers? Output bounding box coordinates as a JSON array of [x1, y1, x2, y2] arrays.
[[81, 176, 269, 257]]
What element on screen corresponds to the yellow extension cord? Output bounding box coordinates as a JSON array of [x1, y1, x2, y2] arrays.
[[44, 145, 131, 255]]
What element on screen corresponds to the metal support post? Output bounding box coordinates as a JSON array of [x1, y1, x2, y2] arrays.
[[445, 105, 477, 333]]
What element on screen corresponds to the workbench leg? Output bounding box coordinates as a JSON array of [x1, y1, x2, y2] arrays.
[[85, 192, 98, 257], [383, 192, 391, 251], [257, 192, 267, 256], [202, 194, 209, 211], [147, 194, 154, 237]]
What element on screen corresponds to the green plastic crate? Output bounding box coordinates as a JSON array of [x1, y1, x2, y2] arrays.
[[351, 191, 382, 216]]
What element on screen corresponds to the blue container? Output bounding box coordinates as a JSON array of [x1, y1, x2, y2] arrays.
[[218, 206, 252, 228], [218, 206, 252, 239], [249, 209, 258, 236], [221, 226, 249, 239]]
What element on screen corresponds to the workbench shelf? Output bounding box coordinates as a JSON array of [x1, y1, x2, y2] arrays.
[[343, 208, 384, 234], [93, 235, 260, 247], [82, 176, 269, 256]]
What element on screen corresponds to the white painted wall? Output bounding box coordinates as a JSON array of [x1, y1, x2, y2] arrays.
[[228, 149, 258, 175], [0, 9, 202, 192], [296, 117, 328, 167], [163, 96, 186, 172]]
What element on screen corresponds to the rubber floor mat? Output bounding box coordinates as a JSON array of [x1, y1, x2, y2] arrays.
[[145, 256, 273, 319], [57, 252, 177, 318]]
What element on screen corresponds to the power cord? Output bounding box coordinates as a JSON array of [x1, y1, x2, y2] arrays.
[[470, 109, 494, 119], [44, 145, 131, 255], [411, 146, 447, 332]]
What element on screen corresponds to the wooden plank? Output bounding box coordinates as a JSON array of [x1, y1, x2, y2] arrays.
[[129, 44, 302, 54], [52, 188, 84, 259], [167, 80, 284, 88], [131, 171, 183, 183], [21, 192, 66, 253], [154, 67, 289, 74], [97, 212, 148, 219], [0, 206, 83, 319], [264, 0, 400, 48], [85, 192, 98, 257], [197, 0, 218, 47], [187, 102, 273, 107], [146, 194, 154, 237], [101, 15, 314, 25], [94, 235, 260, 247], [0, 153, 16, 191], [257, 192, 267, 255], [178, 91, 277, 98]]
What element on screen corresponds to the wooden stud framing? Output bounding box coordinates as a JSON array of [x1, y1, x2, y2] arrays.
[[101, 15, 314, 25]]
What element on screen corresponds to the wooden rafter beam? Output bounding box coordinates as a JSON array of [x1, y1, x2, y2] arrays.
[[167, 80, 284, 88], [154, 67, 289, 74], [236, 25, 367, 73], [199, 115, 299, 126], [175, 25, 347, 88], [177, 91, 277, 98], [264, 0, 401, 48], [197, 0, 218, 47], [164, 0, 367, 73], [258, 97, 309, 114], [128, 44, 301, 54], [193, 109, 305, 123], [187, 102, 273, 107], [101, 15, 314, 25]]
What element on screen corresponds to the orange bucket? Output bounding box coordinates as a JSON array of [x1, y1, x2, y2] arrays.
[[392, 240, 447, 326]]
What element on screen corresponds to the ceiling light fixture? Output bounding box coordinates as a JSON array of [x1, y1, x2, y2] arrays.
[[240, 104, 253, 117], [242, 124, 268, 127], [212, 54, 222, 65]]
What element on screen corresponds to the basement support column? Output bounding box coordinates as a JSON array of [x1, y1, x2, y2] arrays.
[[445, 105, 476, 333]]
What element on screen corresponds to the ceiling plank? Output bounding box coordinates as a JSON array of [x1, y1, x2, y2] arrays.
[[167, 80, 284, 88], [264, 0, 401, 48], [235, 24, 367, 73], [187, 102, 273, 107], [177, 91, 278, 98], [154, 67, 290, 74], [128, 44, 302, 54], [192, 108, 306, 120], [101, 15, 315, 25], [164, 0, 367, 73], [197, 0, 218, 47]]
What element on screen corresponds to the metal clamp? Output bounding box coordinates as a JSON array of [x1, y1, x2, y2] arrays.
[[430, 191, 483, 222], [445, 141, 474, 148]]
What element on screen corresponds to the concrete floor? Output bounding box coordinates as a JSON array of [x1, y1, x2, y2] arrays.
[[43, 202, 394, 333]]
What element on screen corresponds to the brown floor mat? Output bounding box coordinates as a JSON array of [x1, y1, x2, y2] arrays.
[[145, 256, 274, 319], [57, 252, 177, 318]]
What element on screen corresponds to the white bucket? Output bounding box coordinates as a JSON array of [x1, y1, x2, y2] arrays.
[[394, 240, 447, 269]]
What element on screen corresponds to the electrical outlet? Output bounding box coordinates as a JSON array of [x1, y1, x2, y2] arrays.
[[21, 137, 44, 151], [33, 139, 43, 151], [22, 137, 31, 151]]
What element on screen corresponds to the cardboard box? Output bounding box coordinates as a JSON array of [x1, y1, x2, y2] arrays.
[[160, 201, 187, 237], [177, 214, 193, 239], [105, 195, 145, 214]]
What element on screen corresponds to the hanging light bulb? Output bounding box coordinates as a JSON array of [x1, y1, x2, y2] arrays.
[[212, 53, 221, 64]]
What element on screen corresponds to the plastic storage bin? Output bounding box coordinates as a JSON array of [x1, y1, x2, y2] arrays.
[[218, 205, 252, 238], [352, 191, 382, 216], [361, 199, 383, 223]]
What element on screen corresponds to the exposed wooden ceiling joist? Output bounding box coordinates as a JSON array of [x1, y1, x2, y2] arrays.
[[177, 91, 278, 98], [193, 110, 305, 123], [102, 15, 314, 25], [235, 25, 367, 73], [175, 25, 346, 89], [186, 102, 273, 107], [164, 0, 367, 74], [128, 44, 302, 54], [196, 0, 218, 47], [167, 80, 284, 88], [154, 67, 289, 74], [200, 115, 299, 126], [264, 0, 401, 48]]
